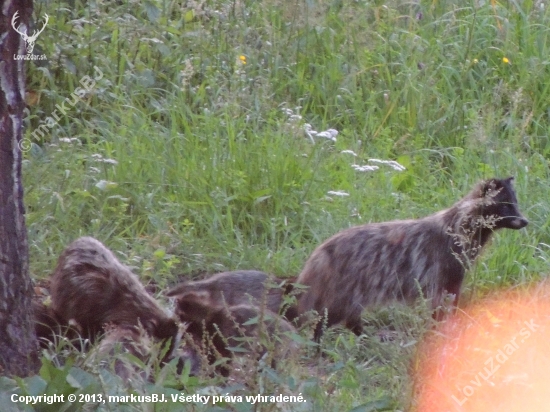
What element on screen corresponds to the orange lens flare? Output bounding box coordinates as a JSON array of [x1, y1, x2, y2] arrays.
[[414, 283, 550, 412]]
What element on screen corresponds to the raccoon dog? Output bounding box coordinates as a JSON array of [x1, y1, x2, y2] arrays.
[[50, 237, 179, 350], [296, 177, 528, 340], [167, 270, 297, 318], [170, 289, 298, 376]]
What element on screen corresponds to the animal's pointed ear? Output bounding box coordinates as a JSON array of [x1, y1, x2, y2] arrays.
[[480, 178, 497, 196], [505, 176, 515, 183]]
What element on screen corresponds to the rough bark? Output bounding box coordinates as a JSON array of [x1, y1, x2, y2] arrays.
[[0, 0, 39, 376]]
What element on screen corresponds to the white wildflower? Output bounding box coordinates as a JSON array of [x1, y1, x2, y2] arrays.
[[141, 37, 163, 44], [89, 167, 101, 174], [282, 108, 294, 116], [368, 158, 406, 171], [304, 123, 317, 135], [91, 154, 118, 165], [95, 180, 118, 190], [304, 123, 317, 143], [327, 190, 350, 197], [96, 158, 118, 165], [352, 164, 379, 172], [107, 195, 130, 201], [316, 128, 338, 142], [58, 137, 81, 145], [340, 150, 357, 156], [289, 114, 303, 122]]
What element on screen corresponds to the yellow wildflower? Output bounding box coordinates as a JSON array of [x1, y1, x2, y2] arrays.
[[502, 57, 510, 64], [239, 55, 247, 64], [472, 58, 478, 64]]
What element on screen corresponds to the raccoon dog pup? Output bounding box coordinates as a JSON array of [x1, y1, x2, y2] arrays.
[[167, 270, 296, 317], [50, 237, 179, 347], [170, 290, 298, 377], [296, 177, 528, 341]]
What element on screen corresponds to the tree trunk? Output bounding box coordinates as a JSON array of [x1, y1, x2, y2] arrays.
[[0, 0, 39, 376]]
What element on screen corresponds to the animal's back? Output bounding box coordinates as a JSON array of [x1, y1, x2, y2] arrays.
[[167, 270, 292, 314], [189, 270, 269, 302], [297, 217, 461, 333], [50, 237, 177, 341]]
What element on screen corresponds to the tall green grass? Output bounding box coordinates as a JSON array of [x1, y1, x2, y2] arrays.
[[13, 0, 550, 409]]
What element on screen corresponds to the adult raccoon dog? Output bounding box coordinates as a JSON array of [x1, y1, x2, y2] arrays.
[[296, 177, 528, 340], [50, 237, 179, 349], [170, 290, 298, 377], [167, 270, 297, 318]]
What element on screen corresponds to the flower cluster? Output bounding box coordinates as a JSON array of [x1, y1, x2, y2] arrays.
[[327, 190, 350, 197], [58, 137, 82, 145], [352, 164, 379, 172], [367, 158, 406, 171], [282, 105, 406, 203], [91, 153, 118, 165], [282, 107, 338, 143], [349, 158, 406, 173]]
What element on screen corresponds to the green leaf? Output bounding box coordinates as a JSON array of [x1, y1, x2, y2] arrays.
[[348, 397, 395, 412], [144, 0, 161, 22], [184, 10, 195, 23], [242, 316, 260, 325], [154, 248, 166, 258], [226, 346, 250, 353], [22, 375, 47, 395]]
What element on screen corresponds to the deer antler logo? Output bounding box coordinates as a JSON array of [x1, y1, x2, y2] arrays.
[[12, 11, 49, 54]]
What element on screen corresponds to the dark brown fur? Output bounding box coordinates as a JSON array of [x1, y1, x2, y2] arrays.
[[32, 280, 83, 348], [167, 270, 297, 319], [32, 299, 68, 347], [296, 177, 528, 340], [172, 294, 298, 376], [50, 237, 178, 349]]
